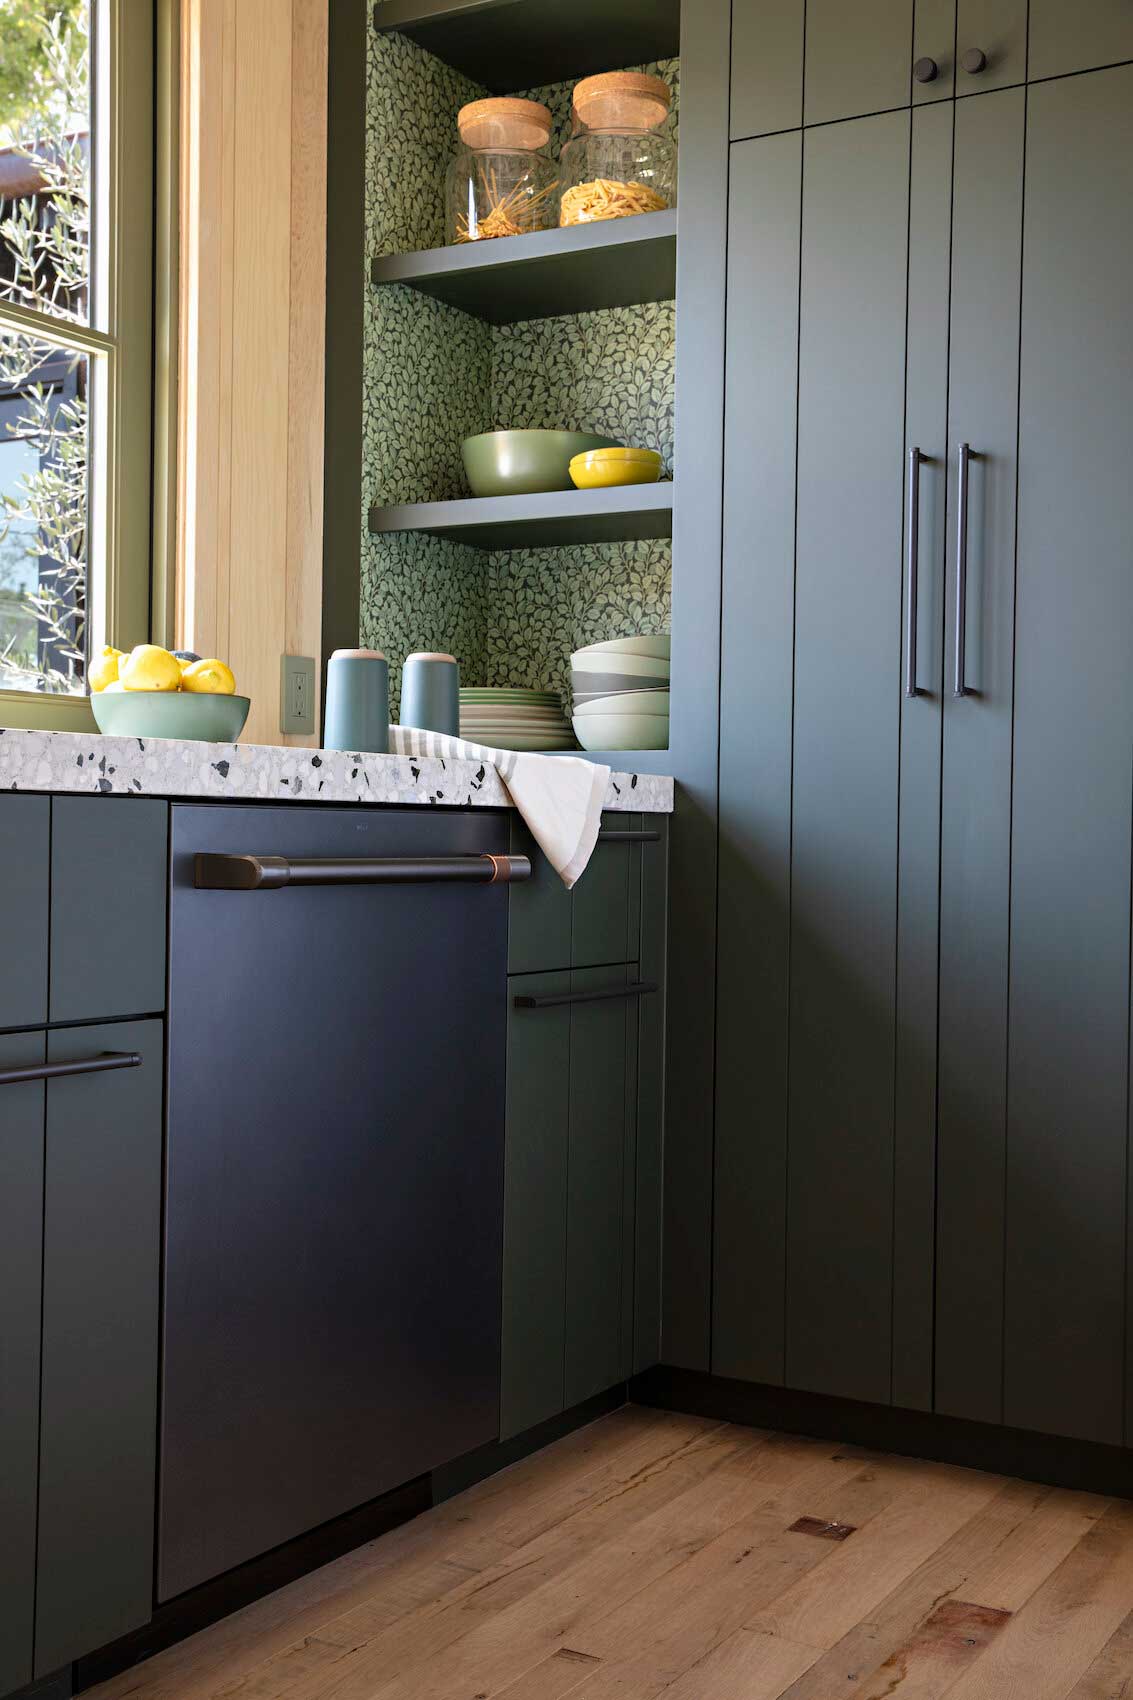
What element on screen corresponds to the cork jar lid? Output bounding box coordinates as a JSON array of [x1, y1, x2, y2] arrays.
[[571, 72, 670, 134], [457, 97, 552, 151]]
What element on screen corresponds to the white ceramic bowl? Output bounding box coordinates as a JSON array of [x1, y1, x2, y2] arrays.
[[570, 649, 669, 680], [575, 634, 671, 661], [572, 689, 671, 716], [572, 711, 669, 752]]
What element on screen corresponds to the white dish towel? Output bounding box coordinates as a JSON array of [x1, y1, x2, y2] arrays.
[[390, 725, 611, 889]]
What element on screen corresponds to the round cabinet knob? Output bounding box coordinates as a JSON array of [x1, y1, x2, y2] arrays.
[[960, 47, 988, 73], [913, 56, 939, 83]]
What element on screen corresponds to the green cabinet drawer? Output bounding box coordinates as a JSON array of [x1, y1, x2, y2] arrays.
[[508, 814, 663, 973], [35, 1019, 163, 1675], [501, 965, 663, 1442], [0, 1032, 46, 1699], [50, 796, 168, 1024], [0, 795, 50, 1032]]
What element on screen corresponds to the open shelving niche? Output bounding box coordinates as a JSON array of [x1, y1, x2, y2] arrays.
[[363, 0, 679, 762]]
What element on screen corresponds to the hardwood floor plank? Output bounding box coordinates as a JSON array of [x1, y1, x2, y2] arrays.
[[746, 1465, 1006, 1649], [945, 1503, 1133, 1700], [1065, 1608, 1133, 1698], [955, 1489, 1108, 1613], [658, 1628, 820, 1699]]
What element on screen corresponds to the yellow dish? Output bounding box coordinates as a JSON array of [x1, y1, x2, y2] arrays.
[[570, 447, 663, 489]]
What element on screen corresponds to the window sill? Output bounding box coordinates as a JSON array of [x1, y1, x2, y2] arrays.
[[0, 689, 97, 734]]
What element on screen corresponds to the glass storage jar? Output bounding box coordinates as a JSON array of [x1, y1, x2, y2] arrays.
[[559, 72, 676, 227], [445, 97, 559, 244]]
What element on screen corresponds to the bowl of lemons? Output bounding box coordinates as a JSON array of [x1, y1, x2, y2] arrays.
[[89, 644, 250, 742]]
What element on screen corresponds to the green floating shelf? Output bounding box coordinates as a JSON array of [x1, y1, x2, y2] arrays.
[[368, 483, 674, 550], [370, 211, 677, 324], [372, 0, 681, 92]]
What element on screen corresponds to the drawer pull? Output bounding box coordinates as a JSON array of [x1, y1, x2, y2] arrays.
[[0, 1051, 142, 1088], [597, 830, 661, 844], [195, 853, 532, 890], [514, 981, 658, 1010]]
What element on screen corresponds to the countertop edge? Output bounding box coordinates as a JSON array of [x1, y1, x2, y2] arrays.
[[0, 728, 674, 813]]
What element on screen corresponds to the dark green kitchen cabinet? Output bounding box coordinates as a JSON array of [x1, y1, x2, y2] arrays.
[[0, 796, 49, 1032], [719, 29, 1133, 1454], [1028, 0, 1133, 80], [0, 1019, 163, 1688], [49, 796, 168, 1025], [729, 0, 1025, 138]]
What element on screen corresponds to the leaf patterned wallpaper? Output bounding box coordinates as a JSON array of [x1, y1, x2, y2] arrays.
[[361, 18, 676, 715]]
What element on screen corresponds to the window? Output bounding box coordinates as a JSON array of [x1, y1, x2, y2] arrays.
[[0, 0, 154, 729]]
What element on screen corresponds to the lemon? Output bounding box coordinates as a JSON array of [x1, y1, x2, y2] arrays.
[[173, 650, 201, 675], [88, 645, 123, 693], [119, 644, 183, 693], [181, 658, 236, 696], [102, 680, 126, 693]]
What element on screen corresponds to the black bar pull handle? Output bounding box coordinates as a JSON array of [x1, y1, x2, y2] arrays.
[[597, 830, 661, 844], [0, 1051, 142, 1089], [514, 981, 658, 1011], [195, 853, 532, 890], [906, 447, 923, 698], [954, 442, 972, 697]]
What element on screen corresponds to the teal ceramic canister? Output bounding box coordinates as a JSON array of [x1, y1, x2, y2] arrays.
[[323, 648, 389, 752], [400, 651, 460, 736]]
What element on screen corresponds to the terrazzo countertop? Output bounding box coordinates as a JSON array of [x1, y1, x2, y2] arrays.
[[0, 728, 674, 813]]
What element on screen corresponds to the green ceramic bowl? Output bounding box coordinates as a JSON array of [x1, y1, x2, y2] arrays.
[[91, 689, 251, 743], [462, 430, 620, 497]]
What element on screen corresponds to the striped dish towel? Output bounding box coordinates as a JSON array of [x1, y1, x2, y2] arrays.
[[390, 725, 611, 889]]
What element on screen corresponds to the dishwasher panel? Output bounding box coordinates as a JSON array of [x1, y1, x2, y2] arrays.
[[159, 804, 509, 1599]]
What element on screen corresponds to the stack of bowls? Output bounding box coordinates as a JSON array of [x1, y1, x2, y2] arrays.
[[459, 686, 576, 751], [571, 635, 670, 751]]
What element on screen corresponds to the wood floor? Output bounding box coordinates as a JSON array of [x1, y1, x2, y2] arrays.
[[87, 1407, 1133, 1700]]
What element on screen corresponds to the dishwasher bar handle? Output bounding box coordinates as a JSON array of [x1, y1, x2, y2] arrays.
[[195, 852, 532, 890], [0, 1051, 142, 1088], [514, 981, 658, 1010]]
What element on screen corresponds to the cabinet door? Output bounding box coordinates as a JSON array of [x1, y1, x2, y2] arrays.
[[50, 797, 168, 1023], [714, 130, 801, 1385], [935, 89, 1025, 1427], [565, 966, 633, 1409], [730, 0, 804, 137], [501, 973, 570, 1442], [35, 1020, 163, 1675], [892, 101, 955, 1412], [1005, 66, 1133, 1446], [804, 0, 914, 128], [508, 816, 571, 975], [0, 1033, 46, 1699], [1028, 0, 1133, 80], [0, 795, 50, 1031], [955, 0, 1028, 93], [786, 111, 911, 1405]]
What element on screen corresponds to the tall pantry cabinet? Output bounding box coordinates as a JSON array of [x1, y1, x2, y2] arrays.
[[715, 2, 1133, 1447]]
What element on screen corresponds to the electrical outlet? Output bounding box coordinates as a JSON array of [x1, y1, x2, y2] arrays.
[[280, 655, 316, 735]]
